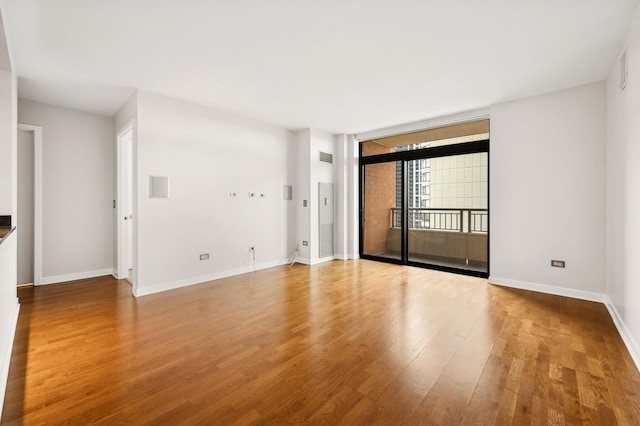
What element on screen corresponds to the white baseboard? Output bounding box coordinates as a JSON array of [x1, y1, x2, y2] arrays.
[[136, 255, 355, 297], [603, 298, 640, 371], [488, 276, 608, 303], [0, 299, 20, 421], [40, 268, 114, 285], [295, 256, 335, 266], [134, 260, 290, 297], [333, 253, 360, 260], [489, 276, 640, 372]]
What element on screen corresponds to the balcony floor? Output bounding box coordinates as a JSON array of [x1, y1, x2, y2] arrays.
[[372, 251, 488, 274]]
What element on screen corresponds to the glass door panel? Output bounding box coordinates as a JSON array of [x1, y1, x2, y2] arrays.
[[362, 161, 401, 260], [407, 153, 488, 273]]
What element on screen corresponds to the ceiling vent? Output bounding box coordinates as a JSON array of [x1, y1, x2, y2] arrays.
[[319, 151, 333, 164], [621, 49, 628, 91]]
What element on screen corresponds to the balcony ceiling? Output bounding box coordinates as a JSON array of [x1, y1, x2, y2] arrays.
[[5, 0, 639, 134]]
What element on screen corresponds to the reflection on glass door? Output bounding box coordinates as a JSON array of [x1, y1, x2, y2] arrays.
[[406, 153, 488, 273], [362, 161, 401, 260]]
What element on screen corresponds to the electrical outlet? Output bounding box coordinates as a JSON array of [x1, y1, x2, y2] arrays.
[[303, 200, 307, 207], [302, 241, 308, 246], [249, 246, 255, 251], [551, 260, 565, 268], [229, 192, 237, 197], [199, 253, 210, 261], [249, 192, 255, 198]]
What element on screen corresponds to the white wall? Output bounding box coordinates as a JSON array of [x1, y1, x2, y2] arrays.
[[606, 5, 640, 362], [133, 91, 296, 296], [490, 83, 607, 298], [0, 1, 18, 418], [295, 129, 311, 261], [336, 133, 359, 261], [18, 100, 114, 282], [345, 135, 359, 259], [310, 129, 335, 261], [0, 230, 16, 418], [294, 128, 335, 264], [114, 92, 137, 132], [0, 68, 11, 215]]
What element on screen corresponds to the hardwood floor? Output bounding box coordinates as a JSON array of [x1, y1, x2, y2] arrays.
[[2, 260, 639, 425]]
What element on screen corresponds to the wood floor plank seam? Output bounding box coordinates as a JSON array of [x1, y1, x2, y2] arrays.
[[2, 260, 639, 425]]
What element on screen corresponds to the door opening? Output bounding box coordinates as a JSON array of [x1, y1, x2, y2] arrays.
[[116, 122, 134, 285], [17, 124, 42, 286], [17, 129, 34, 285], [359, 121, 490, 278]]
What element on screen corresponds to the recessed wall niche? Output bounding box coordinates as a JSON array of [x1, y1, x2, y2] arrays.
[[149, 176, 170, 199]]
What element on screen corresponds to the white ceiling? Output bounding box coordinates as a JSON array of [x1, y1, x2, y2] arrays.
[[5, 0, 639, 134]]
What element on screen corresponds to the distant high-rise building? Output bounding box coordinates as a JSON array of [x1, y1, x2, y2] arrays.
[[391, 135, 488, 230]]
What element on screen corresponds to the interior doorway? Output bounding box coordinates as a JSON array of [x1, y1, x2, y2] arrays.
[[16, 124, 42, 286], [116, 122, 134, 284]]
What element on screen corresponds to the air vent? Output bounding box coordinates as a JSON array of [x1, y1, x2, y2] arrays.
[[621, 49, 628, 91], [319, 151, 333, 164]]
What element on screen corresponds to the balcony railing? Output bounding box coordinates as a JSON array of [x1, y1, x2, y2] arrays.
[[390, 208, 488, 233]]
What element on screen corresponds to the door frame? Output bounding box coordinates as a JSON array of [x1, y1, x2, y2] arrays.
[[116, 120, 135, 283], [359, 139, 490, 278], [17, 124, 43, 286]]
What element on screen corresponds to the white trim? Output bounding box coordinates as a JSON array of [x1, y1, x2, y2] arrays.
[[0, 300, 20, 419], [133, 260, 292, 297], [116, 120, 135, 282], [489, 276, 640, 372], [294, 256, 335, 266], [488, 276, 608, 303], [603, 298, 640, 371], [333, 254, 360, 260], [40, 268, 113, 285], [17, 124, 42, 286], [355, 107, 490, 142]]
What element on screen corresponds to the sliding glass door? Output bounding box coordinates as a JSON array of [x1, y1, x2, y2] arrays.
[[362, 161, 402, 260], [406, 153, 488, 273], [360, 124, 489, 277]]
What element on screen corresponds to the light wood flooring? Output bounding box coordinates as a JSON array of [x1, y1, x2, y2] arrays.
[[2, 260, 640, 424]]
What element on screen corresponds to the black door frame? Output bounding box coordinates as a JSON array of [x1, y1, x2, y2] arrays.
[[359, 139, 490, 278]]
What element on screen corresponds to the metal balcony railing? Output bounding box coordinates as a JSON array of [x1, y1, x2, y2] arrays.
[[390, 208, 488, 233]]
